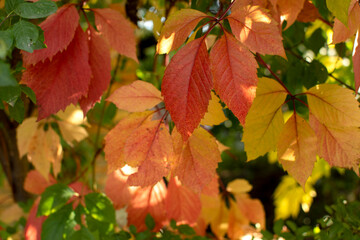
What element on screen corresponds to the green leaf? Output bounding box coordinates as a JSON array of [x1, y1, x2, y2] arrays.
[[304, 60, 328, 89], [41, 204, 76, 240], [31, 26, 46, 50], [113, 231, 131, 240], [5, 0, 24, 13], [14, 0, 57, 19], [8, 98, 24, 123], [0, 30, 13, 56], [145, 214, 155, 230], [326, 0, 351, 26], [0, 61, 20, 105], [273, 219, 284, 235], [20, 84, 36, 103], [38, 183, 75, 216], [85, 193, 115, 223], [177, 224, 195, 236], [68, 228, 96, 240], [13, 20, 39, 53]]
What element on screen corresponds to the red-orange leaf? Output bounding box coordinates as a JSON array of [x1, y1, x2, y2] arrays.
[[156, 9, 209, 54], [25, 198, 46, 240], [276, 0, 305, 29], [104, 112, 152, 173], [24, 170, 56, 195], [162, 37, 212, 140], [79, 26, 111, 115], [107, 80, 163, 112], [127, 180, 167, 232], [93, 8, 138, 62], [165, 177, 201, 224], [296, 0, 320, 23], [104, 170, 132, 209], [172, 127, 221, 192], [210, 32, 258, 125], [22, 4, 79, 65], [22, 26, 91, 120], [227, 5, 285, 57]]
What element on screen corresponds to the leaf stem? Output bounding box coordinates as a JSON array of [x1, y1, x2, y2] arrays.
[[0, 11, 15, 28], [218, 0, 236, 21]]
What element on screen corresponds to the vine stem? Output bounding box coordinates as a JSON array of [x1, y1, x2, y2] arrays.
[[0, 10, 15, 28]]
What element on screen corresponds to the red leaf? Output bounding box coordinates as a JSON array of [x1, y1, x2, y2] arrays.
[[172, 127, 221, 192], [227, 5, 285, 57], [22, 4, 79, 65], [162, 37, 212, 140], [79, 26, 111, 115], [24, 170, 56, 195], [165, 177, 201, 224], [93, 8, 138, 62], [25, 198, 46, 240], [22, 26, 91, 120], [127, 180, 167, 232], [210, 32, 258, 125], [105, 170, 132, 209]]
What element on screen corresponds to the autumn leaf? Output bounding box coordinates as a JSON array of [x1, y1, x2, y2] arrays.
[[17, 117, 38, 158], [25, 198, 46, 240], [235, 195, 265, 229], [79, 26, 111, 115], [227, 5, 285, 57], [306, 84, 360, 127], [277, 113, 317, 188], [296, 0, 321, 23], [104, 112, 152, 173], [107, 80, 163, 112], [22, 26, 91, 120], [104, 170, 133, 209], [127, 180, 167, 232], [276, 0, 305, 29], [24, 170, 56, 195], [210, 31, 258, 125], [353, 30, 360, 91], [200, 92, 227, 126], [162, 37, 212, 140], [93, 8, 138, 62], [309, 114, 360, 174], [165, 177, 201, 224], [156, 9, 209, 54], [332, 0, 360, 44], [326, 0, 351, 26], [226, 179, 253, 194], [242, 77, 288, 160], [22, 4, 79, 65], [172, 127, 221, 192]]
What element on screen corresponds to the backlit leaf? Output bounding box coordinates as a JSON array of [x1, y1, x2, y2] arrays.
[[79, 26, 111, 115], [22, 4, 79, 65], [156, 9, 209, 54], [227, 179, 252, 194], [200, 92, 227, 126], [162, 37, 212, 140], [22, 26, 91, 120], [24, 170, 56, 195], [326, 0, 351, 26], [172, 127, 221, 192], [104, 170, 132, 209], [353, 30, 360, 91], [235, 195, 265, 229], [243, 77, 287, 160], [276, 0, 306, 29], [16, 117, 38, 157], [107, 80, 163, 112], [210, 32, 258, 125], [227, 5, 285, 57], [85, 193, 116, 223], [165, 177, 201, 224], [25, 198, 46, 240], [297, 1, 321, 23], [277, 113, 317, 188], [306, 84, 360, 127], [93, 8, 137, 62]]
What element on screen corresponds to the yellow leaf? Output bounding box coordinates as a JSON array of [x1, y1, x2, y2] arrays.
[[226, 179, 253, 194], [210, 200, 230, 239], [201, 92, 227, 126], [201, 194, 221, 224], [243, 77, 288, 160], [278, 113, 317, 188], [17, 117, 38, 157], [306, 84, 360, 127]]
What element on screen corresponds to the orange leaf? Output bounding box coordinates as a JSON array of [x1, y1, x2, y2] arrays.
[[127, 180, 167, 232], [107, 80, 163, 112], [162, 37, 212, 140], [93, 8, 138, 62], [309, 114, 360, 174], [296, 0, 320, 23], [105, 170, 133, 209], [104, 112, 152, 173], [332, 1, 360, 44], [201, 176, 219, 197], [210, 32, 258, 125], [165, 177, 201, 225], [79, 26, 111, 115], [172, 127, 221, 192], [22, 26, 91, 120], [277, 113, 317, 188], [276, 0, 305, 29], [235, 194, 266, 229], [227, 5, 285, 57], [24, 170, 56, 195], [353, 30, 360, 91], [22, 4, 79, 65], [156, 9, 209, 54]]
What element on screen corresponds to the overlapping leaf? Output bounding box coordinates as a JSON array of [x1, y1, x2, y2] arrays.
[[162, 37, 212, 140], [227, 5, 285, 57], [326, 0, 351, 26], [200, 92, 227, 126], [172, 127, 221, 192], [93, 8, 138, 62], [210, 32, 258, 125], [276, 0, 305, 28], [242, 77, 287, 160], [104, 170, 133, 209], [107, 80, 163, 112], [156, 9, 209, 54], [353, 31, 360, 91], [277, 113, 317, 188]]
